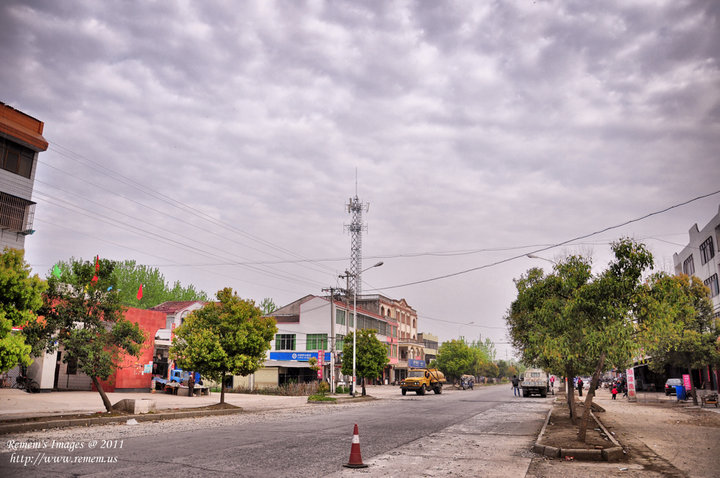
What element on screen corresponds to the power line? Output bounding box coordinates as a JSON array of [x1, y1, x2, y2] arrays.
[[372, 190, 720, 291]]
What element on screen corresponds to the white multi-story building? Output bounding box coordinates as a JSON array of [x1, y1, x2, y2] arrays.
[[264, 294, 399, 386], [673, 204, 720, 318], [0, 102, 48, 250]]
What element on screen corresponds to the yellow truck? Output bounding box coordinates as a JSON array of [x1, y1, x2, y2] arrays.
[[400, 369, 446, 395]]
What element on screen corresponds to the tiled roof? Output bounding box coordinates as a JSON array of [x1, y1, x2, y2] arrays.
[[149, 301, 205, 314]]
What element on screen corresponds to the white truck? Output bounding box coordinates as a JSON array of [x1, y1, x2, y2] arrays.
[[520, 368, 550, 397]]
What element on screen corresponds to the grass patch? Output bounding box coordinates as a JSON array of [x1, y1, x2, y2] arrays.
[[308, 394, 337, 402]]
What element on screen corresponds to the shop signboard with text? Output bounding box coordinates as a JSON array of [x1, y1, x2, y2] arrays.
[[269, 352, 331, 362]]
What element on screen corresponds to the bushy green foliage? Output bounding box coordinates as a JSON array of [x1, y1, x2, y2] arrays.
[[171, 288, 277, 404], [51, 258, 208, 309], [506, 238, 654, 440], [636, 273, 718, 373], [340, 329, 389, 396], [0, 248, 46, 372], [25, 257, 144, 411]]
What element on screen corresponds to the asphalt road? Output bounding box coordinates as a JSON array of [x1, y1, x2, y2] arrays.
[[1, 385, 552, 477]]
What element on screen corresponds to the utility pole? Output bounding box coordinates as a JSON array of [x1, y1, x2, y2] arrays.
[[322, 286, 345, 394]]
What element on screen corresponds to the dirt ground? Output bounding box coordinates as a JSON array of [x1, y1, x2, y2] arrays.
[[540, 396, 613, 451], [529, 389, 720, 477]]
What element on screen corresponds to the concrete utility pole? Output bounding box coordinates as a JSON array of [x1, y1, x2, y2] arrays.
[[339, 261, 383, 396], [321, 287, 345, 394]]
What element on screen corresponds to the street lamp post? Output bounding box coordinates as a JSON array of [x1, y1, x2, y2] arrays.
[[341, 261, 383, 397], [526, 253, 557, 265]]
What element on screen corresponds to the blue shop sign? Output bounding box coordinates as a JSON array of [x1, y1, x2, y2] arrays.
[[409, 359, 426, 369], [270, 352, 331, 362]]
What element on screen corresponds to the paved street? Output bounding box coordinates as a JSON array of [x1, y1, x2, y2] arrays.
[[0, 385, 552, 477]]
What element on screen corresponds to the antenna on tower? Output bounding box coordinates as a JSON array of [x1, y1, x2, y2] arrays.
[[344, 175, 368, 296]]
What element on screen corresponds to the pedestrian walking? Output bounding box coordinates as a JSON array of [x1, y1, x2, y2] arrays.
[[511, 375, 520, 397], [550, 375, 555, 392], [187, 372, 195, 397], [577, 377, 584, 397], [611, 386, 618, 400]]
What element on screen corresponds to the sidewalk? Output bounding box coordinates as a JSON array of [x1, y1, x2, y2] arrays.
[[0, 385, 406, 422], [0, 388, 309, 422], [528, 388, 720, 477]]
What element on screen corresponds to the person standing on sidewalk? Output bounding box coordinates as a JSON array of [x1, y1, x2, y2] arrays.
[[577, 377, 584, 397], [188, 372, 195, 397], [511, 375, 520, 396]]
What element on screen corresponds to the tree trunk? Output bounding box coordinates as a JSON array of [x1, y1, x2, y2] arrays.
[[91, 376, 113, 413], [361, 376, 366, 396], [688, 367, 698, 406], [578, 352, 606, 442], [566, 370, 577, 424], [220, 373, 226, 404]]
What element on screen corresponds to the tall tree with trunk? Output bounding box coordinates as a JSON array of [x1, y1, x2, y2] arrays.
[[506, 239, 654, 441], [340, 329, 389, 396], [635, 273, 718, 405], [24, 258, 144, 412], [0, 248, 46, 372], [170, 288, 277, 404]]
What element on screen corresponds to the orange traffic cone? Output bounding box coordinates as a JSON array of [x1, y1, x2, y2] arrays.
[[343, 423, 368, 468]]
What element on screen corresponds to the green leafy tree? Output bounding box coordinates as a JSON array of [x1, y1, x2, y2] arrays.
[[435, 339, 476, 382], [25, 258, 145, 412], [0, 248, 46, 372], [468, 336, 496, 376], [170, 288, 277, 404], [636, 273, 718, 404], [51, 259, 208, 309], [259, 298, 277, 315], [506, 239, 653, 440], [340, 329, 389, 396]]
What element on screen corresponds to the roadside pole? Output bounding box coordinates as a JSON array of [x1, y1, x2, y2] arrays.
[[330, 291, 335, 394]]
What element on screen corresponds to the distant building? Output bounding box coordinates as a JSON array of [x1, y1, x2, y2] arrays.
[[671, 204, 720, 391], [418, 332, 439, 364], [149, 301, 206, 379], [673, 204, 720, 318], [0, 102, 48, 250], [262, 294, 399, 387], [355, 294, 419, 381]]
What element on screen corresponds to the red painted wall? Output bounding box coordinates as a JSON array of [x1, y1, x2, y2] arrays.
[[98, 308, 166, 392]]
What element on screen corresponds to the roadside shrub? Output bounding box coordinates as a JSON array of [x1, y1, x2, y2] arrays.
[[317, 381, 330, 396], [336, 385, 349, 394], [231, 381, 320, 396]]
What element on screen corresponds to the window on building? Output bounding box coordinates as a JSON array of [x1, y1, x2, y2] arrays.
[[306, 333, 328, 351], [682, 255, 695, 275], [336, 309, 346, 325], [0, 192, 35, 232], [0, 142, 34, 179], [700, 237, 715, 265], [336, 334, 344, 352], [704, 274, 719, 297], [275, 334, 295, 350]]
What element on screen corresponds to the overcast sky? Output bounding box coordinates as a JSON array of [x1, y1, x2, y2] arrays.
[[2, 0, 719, 360]]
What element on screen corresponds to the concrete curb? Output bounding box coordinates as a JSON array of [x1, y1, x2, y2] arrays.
[[532, 400, 624, 462], [0, 408, 243, 435]]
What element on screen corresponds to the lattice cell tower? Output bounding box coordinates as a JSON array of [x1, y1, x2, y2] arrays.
[[345, 194, 368, 295]]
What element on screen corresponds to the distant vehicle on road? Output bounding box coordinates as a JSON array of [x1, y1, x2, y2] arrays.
[[665, 378, 683, 395], [520, 369, 549, 397], [400, 368, 445, 395]]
